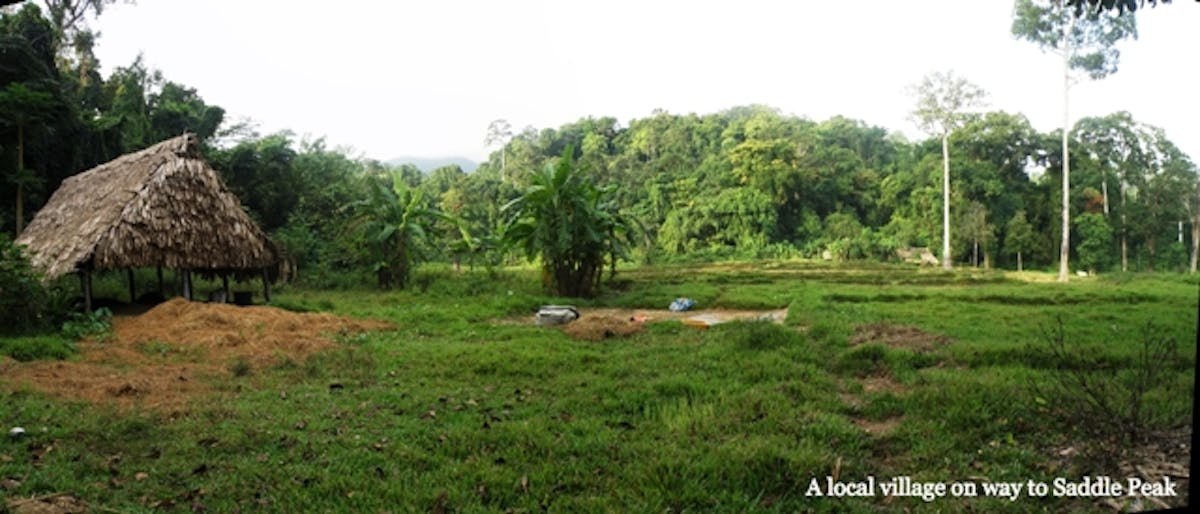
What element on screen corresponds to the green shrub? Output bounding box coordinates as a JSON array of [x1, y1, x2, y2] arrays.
[[61, 307, 113, 341], [0, 335, 76, 361], [0, 233, 49, 334], [705, 320, 803, 351]]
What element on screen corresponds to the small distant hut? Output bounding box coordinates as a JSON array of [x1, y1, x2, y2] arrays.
[[16, 133, 279, 310]]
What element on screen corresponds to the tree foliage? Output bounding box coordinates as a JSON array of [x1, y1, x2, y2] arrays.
[[658, 187, 776, 256], [1013, 0, 1138, 80], [1075, 212, 1113, 272], [1004, 211, 1038, 271]]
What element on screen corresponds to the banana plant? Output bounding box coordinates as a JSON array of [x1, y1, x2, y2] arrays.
[[502, 146, 634, 297], [348, 171, 445, 289]]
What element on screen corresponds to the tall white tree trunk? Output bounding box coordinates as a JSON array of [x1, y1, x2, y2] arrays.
[[1058, 9, 1075, 283], [942, 133, 952, 270], [1101, 177, 1109, 215]]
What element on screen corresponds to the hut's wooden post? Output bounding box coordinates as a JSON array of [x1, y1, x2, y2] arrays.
[[156, 266, 164, 296], [79, 270, 93, 313], [221, 273, 230, 304], [127, 268, 136, 303], [182, 269, 193, 301], [261, 267, 272, 304]]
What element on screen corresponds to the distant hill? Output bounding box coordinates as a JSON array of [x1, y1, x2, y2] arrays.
[[385, 156, 478, 173]]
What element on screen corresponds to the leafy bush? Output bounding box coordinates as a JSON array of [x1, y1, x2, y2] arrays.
[[0, 335, 76, 361], [61, 307, 112, 341], [0, 233, 49, 334]]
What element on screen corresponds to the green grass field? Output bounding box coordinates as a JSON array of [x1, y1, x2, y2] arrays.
[[1, 262, 1196, 512]]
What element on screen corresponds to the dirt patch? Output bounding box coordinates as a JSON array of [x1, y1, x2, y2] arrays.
[[861, 375, 909, 395], [850, 322, 949, 353], [853, 416, 903, 436], [1, 298, 391, 411], [553, 308, 786, 341], [5, 493, 88, 514]]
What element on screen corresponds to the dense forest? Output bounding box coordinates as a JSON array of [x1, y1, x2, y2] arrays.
[[2, 1, 1197, 293]]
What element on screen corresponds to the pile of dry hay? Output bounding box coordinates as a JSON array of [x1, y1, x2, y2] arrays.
[[0, 298, 390, 411]]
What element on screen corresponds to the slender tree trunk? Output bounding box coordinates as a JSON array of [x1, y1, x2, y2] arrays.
[[1058, 8, 1075, 283], [182, 269, 192, 300], [1017, 251, 1024, 272], [262, 267, 272, 303], [15, 124, 24, 234], [1190, 212, 1199, 274], [1147, 237, 1156, 272], [1191, 180, 1200, 273], [941, 133, 952, 270], [1121, 186, 1128, 271], [973, 238, 978, 268], [80, 270, 92, 313]]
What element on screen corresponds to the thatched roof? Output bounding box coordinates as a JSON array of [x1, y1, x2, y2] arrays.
[[16, 134, 278, 280]]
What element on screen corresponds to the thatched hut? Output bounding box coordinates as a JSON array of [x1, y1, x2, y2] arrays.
[[16, 133, 279, 309]]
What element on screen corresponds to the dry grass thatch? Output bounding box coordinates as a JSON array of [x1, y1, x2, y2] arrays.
[[15, 134, 278, 280]]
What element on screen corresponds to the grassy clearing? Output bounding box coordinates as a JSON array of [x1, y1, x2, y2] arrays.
[[1, 263, 1195, 512]]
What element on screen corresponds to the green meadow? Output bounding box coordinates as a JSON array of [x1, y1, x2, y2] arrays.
[[1, 262, 1195, 513]]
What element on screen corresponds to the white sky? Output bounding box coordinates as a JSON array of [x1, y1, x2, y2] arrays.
[[87, 0, 1199, 165]]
